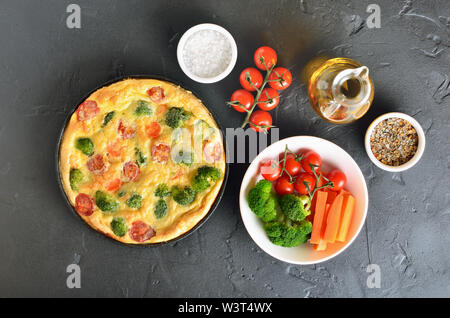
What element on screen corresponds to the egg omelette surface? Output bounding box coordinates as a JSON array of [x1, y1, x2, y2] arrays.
[[59, 78, 226, 244]]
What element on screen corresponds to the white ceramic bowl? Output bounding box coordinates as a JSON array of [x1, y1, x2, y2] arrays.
[[365, 112, 425, 172], [239, 136, 369, 265], [177, 23, 238, 84]]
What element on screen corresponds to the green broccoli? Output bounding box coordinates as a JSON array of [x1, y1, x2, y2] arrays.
[[75, 138, 94, 156], [165, 107, 191, 128], [69, 168, 84, 191], [155, 183, 171, 198], [135, 148, 147, 166], [134, 100, 153, 116], [279, 194, 311, 222], [127, 194, 142, 209], [191, 166, 222, 193], [102, 111, 115, 127], [247, 180, 277, 223], [264, 216, 313, 247], [172, 186, 196, 206], [95, 191, 119, 213], [117, 190, 126, 198], [111, 217, 128, 237], [173, 150, 194, 166], [154, 199, 168, 219]]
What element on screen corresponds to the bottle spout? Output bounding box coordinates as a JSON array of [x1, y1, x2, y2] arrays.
[[352, 66, 369, 80]]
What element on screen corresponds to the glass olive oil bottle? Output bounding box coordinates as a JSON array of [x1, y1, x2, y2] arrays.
[[308, 58, 374, 124]]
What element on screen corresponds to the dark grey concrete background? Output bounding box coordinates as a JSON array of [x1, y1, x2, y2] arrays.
[[0, 0, 448, 297]]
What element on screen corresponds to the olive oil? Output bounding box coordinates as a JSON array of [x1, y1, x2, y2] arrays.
[[308, 58, 374, 124]]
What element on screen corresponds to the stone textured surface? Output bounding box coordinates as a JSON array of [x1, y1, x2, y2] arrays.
[[0, 0, 449, 297]]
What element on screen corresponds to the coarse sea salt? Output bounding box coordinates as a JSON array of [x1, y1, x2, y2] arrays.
[[182, 29, 232, 78]]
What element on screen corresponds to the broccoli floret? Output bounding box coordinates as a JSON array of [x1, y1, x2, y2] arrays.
[[134, 100, 153, 116], [191, 166, 222, 193], [95, 191, 119, 213], [173, 150, 194, 166], [102, 111, 115, 127], [127, 194, 142, 209], [165, 107, 191, 128], [75, 138, 94, 156], [154, 199, 168, 219], [117, 191, 126, 198], [69, 168, 84, 191], [279, 194, 311, 222], [111, 217, 128, 237], [172, 186, 196, 206], [135, 148, 147, 166], [247, 180, 277, 222], [264, 216, 313, 247], [155, 183, 171, 198]]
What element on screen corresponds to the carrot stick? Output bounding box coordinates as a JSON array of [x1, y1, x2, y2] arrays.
[[307, 192, 318, 222], [323, 194, 344, 243], [310, 191, 328, 244], [313, 239, 327, 251], [336, 194, 355, 242]]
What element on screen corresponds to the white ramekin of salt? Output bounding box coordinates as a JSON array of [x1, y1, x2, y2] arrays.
[[177, 23, 238, 84]]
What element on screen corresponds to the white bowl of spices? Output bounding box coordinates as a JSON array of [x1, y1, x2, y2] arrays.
[[365, 112, 425, 172], [177, 23, 238, 84]]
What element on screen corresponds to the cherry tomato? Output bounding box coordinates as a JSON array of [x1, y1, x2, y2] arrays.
[[294, 172, 316, 195], [301, 150, 322, 173], [145, 122, 162, 138], [147, 87, 166, 103], [75, 194, 94, 216], [254, 46, 278, 71], [240, 67, 263, 91], [260, 159, 281, 181], [326, 169, 347, 192], [230, 89, 254, 113], [274, 175, 294, 196], [257, 87, 280, 111], [283, 153, 301, 176], [249, 110, 272, 132], [76, 100, 99, 121], [268, 67, 292, 91], [123, 161, 141, 182]]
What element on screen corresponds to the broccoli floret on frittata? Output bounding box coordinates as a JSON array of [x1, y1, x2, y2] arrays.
[[69, 168, 84, 191], [75, 138, 94, 156], [154, 199, 168, 219], [111, 217, 128, 237], [172, 186, 196, 206], [95, 191, 119, 213], [165, 107, 191, 128], [191, 166, 222, 193]]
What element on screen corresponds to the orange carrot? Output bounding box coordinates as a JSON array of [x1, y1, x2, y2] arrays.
[[314, 239, 327, 251], [323, 194, 344, 243], [310, 191, 328, 244], [307, 192, 318, 222], [336, 194, 355, 242]]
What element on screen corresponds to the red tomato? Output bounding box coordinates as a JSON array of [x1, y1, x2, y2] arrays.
[[147, 87, 166, 103], [76, 100, 99, 121], [204, 141, 223, 163], [249, 110, 272, 132], [129, 221, 155, 243], [146, 122, 162, 138], [75, 194, 94, 216], [257, 88, 280, 111], [151, 143, 171, 164], [294, 172, 316, 195], [283, 153, 301, 176], [268, 67, 292, 91], [240, 68, 263, 91], [260, 159, 281, 181], [301, 150, 322, 173], [87, 154, 108, 175], [254, 46, 278, 70], [230, 89, 254, 113], [274, 175, 294, 196], [326, 169, 347, 192], [123, 161, 140, 182], [118, 121, 137, 139], [106, 178, 122, 192]]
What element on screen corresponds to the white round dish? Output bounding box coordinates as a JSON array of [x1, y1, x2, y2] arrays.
[[365, 112, 425, 172], [177, 23, 238, 84], [239, 136, 369, 265]]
